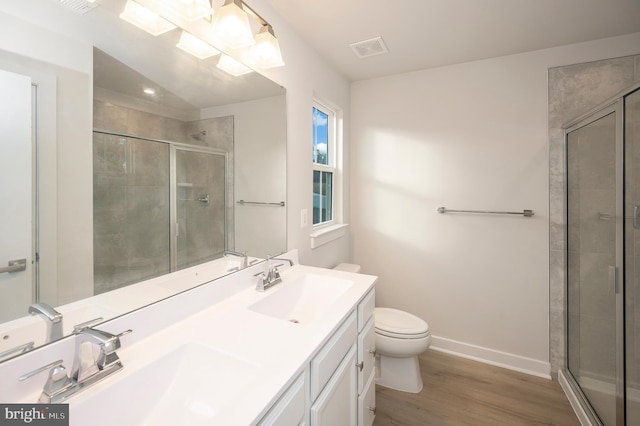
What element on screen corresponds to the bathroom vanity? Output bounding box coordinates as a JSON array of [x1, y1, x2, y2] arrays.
[[0, 253, 377, 425]]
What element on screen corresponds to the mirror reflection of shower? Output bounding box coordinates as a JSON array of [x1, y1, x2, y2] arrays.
[[93, 104, 233, 294]]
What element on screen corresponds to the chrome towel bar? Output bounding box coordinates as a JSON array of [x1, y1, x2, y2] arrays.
[[237, 200, 285, 207], [437, 207, 534, 217]]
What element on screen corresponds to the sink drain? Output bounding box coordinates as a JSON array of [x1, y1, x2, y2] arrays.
[[289, 319, 299, 324]]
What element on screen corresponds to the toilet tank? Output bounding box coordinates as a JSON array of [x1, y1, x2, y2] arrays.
[[333, 263, 361, 273]]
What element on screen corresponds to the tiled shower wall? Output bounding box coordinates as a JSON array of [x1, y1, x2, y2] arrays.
[[93, 100, 234, 294], [548, 55, 640, 374]]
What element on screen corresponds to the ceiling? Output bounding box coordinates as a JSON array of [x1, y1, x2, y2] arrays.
[[265, 0, 640, 81]]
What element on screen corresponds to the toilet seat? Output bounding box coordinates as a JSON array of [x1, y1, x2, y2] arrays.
[[375, 307, 430, 339]]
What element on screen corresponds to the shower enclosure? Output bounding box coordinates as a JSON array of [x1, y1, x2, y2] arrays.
[[564, 83, 640, 425], [93, 131, 229, 294]]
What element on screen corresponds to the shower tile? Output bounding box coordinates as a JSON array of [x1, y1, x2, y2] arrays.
[[579, 314, 616, 379], [578, 252, 616, 319], [93, 100, 129, 133], [93, 176, 126, 211], [163, 116, 185, 143], [200, 116, 233, 151], [578, 189, 616, 254], [126, 140, 170, 187], [549, 253, 566, 306], [127, 109, 165, 140], [548, 57, 635, 128], [549, 307, 566, 372], [93, 209, 126, 236], [548, 129, 565, 181]]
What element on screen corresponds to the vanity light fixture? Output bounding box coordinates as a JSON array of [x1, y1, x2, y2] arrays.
[[210, 0, 255, 49], [118, 0, 285, 71], [177, 31, 221, 59], [155, 0, 213, 22], [143, 88, 156, 95], [119, 0, 176, 36], [216, 54, 253, 76], [251, 24, 285, 68]]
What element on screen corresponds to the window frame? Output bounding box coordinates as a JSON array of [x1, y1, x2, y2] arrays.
[[312, 100, 338, 228]]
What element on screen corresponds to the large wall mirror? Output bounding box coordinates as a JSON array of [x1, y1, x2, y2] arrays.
[[0, 0, 286, 362]]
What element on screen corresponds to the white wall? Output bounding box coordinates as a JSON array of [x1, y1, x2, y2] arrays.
[[202, 95, 288, 257], [350, 32, 640, 376], [247, 0, 352, 268]]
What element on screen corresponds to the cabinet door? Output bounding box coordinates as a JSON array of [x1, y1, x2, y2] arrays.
[[310, 345, 357, 426], [357, 316, 376, 395], [358, 370, 376, 426], [259, 374, 306, 426]]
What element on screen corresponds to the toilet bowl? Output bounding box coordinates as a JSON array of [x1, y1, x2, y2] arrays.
[[332, 263, 431, 393], [374, 307, 431, 393]]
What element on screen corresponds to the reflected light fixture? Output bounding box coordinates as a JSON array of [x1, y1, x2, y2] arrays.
[[252, 24, 284, 69], [216, 54, 253, 76], [210, 0, 255, 49], [156, 0, 213, 22], [177, 31, 221, 59], [119, 0, 176, 36]]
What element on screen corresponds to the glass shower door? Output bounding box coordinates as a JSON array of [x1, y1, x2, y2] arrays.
[[174, 148, 227, 270], [93, 133, 171, 293], [566, 107, 622, 426]]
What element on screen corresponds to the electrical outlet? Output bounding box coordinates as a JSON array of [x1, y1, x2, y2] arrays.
[[301, 209, 308, 228]]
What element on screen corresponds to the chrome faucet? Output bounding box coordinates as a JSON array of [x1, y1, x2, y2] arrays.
[[19, 327, 132, 403], [28, 303, 63, 342], [224, 250, 248, 270], [255, 256, 294, 292], [71, 328, 130, 382]]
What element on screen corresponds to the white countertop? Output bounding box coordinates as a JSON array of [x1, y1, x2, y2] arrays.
[[16, 262, 377, 425]]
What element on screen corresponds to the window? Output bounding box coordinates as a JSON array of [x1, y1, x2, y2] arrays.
[[313, 102, 335, 225]]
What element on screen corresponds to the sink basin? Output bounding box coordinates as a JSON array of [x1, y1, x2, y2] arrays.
[[71, 343, 259, 425], [248, 273, 353, 324]]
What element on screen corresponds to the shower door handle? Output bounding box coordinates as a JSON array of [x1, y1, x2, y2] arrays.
[[0, 259, 26, 274], [634, 205, 639, 229], [608, 266, 619, 294]]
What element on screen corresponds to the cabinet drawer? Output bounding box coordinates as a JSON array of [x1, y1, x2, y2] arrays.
[[310, 311, 357, 401], [357, 289, 375, 332], [258, 373, 306, 426], [358, 369, 376, 426], [357, 316, 376, 395]]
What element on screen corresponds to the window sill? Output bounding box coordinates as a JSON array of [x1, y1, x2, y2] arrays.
[[310, 223, 349, 249]]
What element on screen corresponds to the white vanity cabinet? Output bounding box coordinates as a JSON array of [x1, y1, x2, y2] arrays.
[[309, 288, 376, 426], [256, 286, 376, 426], [310, 311, 358, 425]]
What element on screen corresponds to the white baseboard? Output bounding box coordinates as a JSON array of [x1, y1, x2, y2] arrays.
[[430, 335, 551, 379]]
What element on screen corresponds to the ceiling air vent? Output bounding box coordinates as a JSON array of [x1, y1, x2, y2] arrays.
[[349, 36, 389, 59], [54, 0, 98, 15]]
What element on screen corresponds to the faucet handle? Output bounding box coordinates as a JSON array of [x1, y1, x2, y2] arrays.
[[18, 359, 73, 403]]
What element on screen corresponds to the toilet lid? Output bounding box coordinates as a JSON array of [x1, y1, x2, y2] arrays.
[[375, 307, 429, 337]]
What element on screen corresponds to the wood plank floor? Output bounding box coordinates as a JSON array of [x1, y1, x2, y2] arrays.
[[373, 350, 580, 426]]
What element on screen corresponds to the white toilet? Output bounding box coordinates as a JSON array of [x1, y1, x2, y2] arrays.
[[333, 263, 431, 393]]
